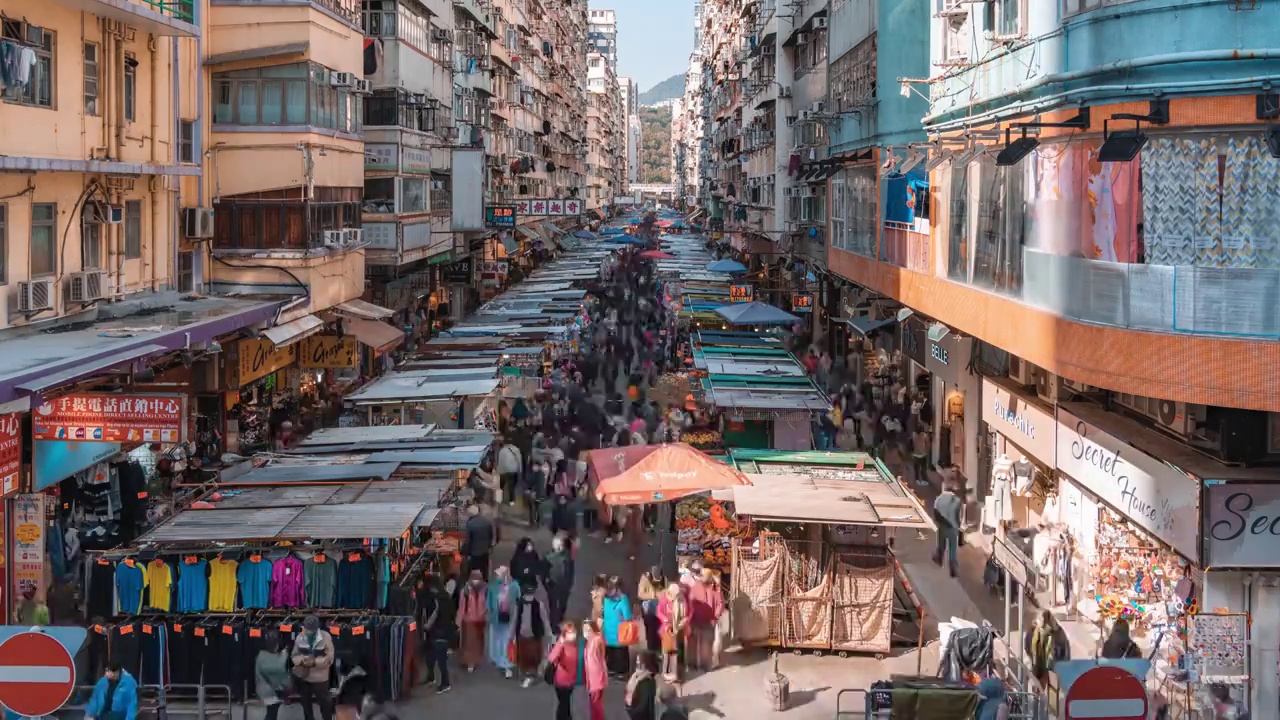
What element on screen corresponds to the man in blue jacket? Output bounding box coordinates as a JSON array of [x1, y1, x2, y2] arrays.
[[85, 662, 138, 720]]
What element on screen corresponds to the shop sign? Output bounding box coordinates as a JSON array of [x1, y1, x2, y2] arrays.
[[442, 257, 474, 285], [926, 335, 970, 379], [516, 199, 580, 216], [363, 222, 397, 250], [1056, 409, 1199, 561], [900, 317, 927, 367], [564, 199, 582, 215], [477, 261, 509, 275], [930, 343, 949, 365], [729, 284, 753, 303], [791, 293, 813, 314], [32, 440, 119, 492], [486, 205, 517, 227], [981, 379, 1055, 466], [364, 143, 397, 171], [33, 393, 184, 443], [300, 336, 358, 369], [232, 338, 298, 387], [1202, 482, 1280, 567], [0, 413, 20, 498], [12, 493, 45, 599], [402, 147, 431, 174]]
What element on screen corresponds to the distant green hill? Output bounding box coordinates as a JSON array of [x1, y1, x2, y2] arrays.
[[639, 74, 685, 106], [640, 106, 672, 184]]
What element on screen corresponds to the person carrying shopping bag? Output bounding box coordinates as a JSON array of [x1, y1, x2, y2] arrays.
[[601, 576, 636, 677]]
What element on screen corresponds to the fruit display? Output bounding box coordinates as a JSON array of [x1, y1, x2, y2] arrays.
[[675, 495, 754, 569], [681, 429, 722, 451]]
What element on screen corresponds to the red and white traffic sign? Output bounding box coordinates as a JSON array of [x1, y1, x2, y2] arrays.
[[0, 631, 77, 717], [1066, 665, 1148, 720]]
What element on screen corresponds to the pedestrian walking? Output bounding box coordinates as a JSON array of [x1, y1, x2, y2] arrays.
[[513, 585, 550, 688], [932, 482, 963, 577], [583, 620, 609, 720], [463, 504, 495, 580], [686, 568, 723, 671], [486, 566, 519, 678], [602, 576, 635, 676], [291, 615, 336, 720], [85, 662, 139, 720], [419, 577, 454, 694], [510, 536, 546, 592], [624, 652, 659, 720], [254, 631, 290, 720], [637, 566, 665, 653], [546, 622, 581, 720], [546, 534, 575, 628], [911, 428, 931, 486], [1100, 618, 1142, 659], [456, 570, 488, 672], [497, 438, 523, 506], [657, 582, 688, 681]]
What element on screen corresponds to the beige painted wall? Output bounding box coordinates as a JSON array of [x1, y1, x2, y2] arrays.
[[209, 248, 366, 311], [210, 134, 364, 197], [206, 4, 364, 77]]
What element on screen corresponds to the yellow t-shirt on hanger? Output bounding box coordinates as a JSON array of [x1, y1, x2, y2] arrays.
[[208, 557, 240, 611]]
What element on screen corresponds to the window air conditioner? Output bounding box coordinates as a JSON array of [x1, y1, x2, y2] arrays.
[[183, 207, 215, 238], [799, 110, 811, 120], [323, 230, 346, 246], [343, 228, 364, 245], [18, 280, 54, 313], [809, 101, 825, 114], [329, 72, 356, 88], [354, 79, 374, 94], [68, 270, 109, 303], [1007, 356, 1038, 387], [813, 17, 828, 29], [795, 32, 810, 45], [1035, 371, 1059, 405]]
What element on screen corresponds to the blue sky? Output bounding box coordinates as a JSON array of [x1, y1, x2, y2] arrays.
[[592, 0, 695, 92]]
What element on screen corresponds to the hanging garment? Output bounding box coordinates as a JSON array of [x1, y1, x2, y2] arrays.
[[208, 557, 239, 611], [986, 475, 1014, 526], [304, 553, 339, 608], [337, 552, 374, 608], [143, 559, 174, 611], [269, 554, 305, 608], [236, 557, 274, 609], [115, 562, 146, 615], [0, 41, 18, 90], [1013, 459, 1035, 495], [375, 554, 391, 609], [88, 559, 117, 619], [176, 559, 209, 612]]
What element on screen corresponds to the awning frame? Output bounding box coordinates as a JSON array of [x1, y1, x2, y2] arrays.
[[262, 314, 325, 347]]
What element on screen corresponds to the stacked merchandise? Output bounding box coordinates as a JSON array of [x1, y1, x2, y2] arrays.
[[57, 459, 149, 553]]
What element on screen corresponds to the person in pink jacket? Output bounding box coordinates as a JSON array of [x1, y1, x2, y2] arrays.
[[582, 619, 609, 720], [546, 623, 580, 720], [686, 568, 723, 671], [656, 583, 689, 682]]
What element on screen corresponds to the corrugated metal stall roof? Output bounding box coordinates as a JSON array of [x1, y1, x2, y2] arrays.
[[138, 507, 305, 542], [215, 486, 344, 508], [365, 449, 488, 466], [220, 462, 402, 485], [349, 479, 454, 504], [300, 426, 437, 446], [278, 503, 425, 539]]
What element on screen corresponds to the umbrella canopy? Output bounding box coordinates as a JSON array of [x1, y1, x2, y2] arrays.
[[604, 235, 644, 245], [654, 220, 674, 227], [706, 259, 748, 273], [715, 301, 801, 326], [573, 230, 597, 239], [639, 250, 676, 260], [586, 443, 751, 506]]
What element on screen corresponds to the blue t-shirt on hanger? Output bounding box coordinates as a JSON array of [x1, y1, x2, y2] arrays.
[[237, 557, 274, 609]]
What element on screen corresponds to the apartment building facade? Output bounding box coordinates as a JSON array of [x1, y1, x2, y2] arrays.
[[585, 51, 624, 211], [619, 76, 640, 188], [813, 2, 1280, 710], [586, 8, 616, 72]]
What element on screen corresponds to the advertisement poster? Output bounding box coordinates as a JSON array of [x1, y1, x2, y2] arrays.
[[300, 336, 359, 369], [729, 284, 754, 303], [485, 205, 517, 227], [0, 413, 20, 499], [12, 494, 45, 600], [33, 393, 184, 443]]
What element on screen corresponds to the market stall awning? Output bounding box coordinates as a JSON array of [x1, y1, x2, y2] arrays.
[[136, 502, 429, 543], [842, 316, 895, 337], [345, 318, 405, 353], [729, 471, 935, 530], [715, 302, 800, 326], [705, 259, 747, 273], [544, 221, 567, 236], [262, 314, 325, 347], [517, 226, 542, 242], [586, 443, 752, 506], [591, 209, 605, 220], [333, 299, 396, 321], [218, 462, 402, 485]]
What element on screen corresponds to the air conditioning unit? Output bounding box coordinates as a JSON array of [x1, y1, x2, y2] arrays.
[[809, 101, 825, 114], [329, 72, 356, 88], [354, 78, 374, 94], [799, 110, 811, 120], [795, 32, 810, 45], [806, 186, 820, 196], [1060, 377, 1100, 398], [407, 93, 427, 106], [779, 86, 792, 98], [343, 228, 364, 245], [68, 270, 109, 303], [1035, 371, 1059, 405], [813, 17, 828, 29], [1151, 400, 1204, 437], [432, 28, 450, 41], [761, 45, 775, 56], [101, 204, 124, 224], [322, 230, 346, 246], [1007, 356, 1038, 387], [18, 279, 54, 313], [183, 207, 215, 238]]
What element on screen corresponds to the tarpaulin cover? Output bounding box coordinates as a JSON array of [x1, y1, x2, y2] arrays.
[[586, 443, 751, 506], [638, 250, 676, 260]]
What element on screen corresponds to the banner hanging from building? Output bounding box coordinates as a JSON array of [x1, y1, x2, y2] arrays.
[[515, 199, 582, 216], [0, 413, 20, 499], [33, 394, 184, 443]]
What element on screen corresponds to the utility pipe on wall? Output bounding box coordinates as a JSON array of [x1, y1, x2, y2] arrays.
[[149, 33, 161, 291]]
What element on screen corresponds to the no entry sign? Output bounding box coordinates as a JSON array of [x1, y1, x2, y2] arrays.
[[0, 631, 76, 717], [1066, 665, 1148, 720]]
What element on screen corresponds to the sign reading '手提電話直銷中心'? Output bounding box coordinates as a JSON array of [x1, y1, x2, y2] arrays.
[[1055, 409, 1199, 562]]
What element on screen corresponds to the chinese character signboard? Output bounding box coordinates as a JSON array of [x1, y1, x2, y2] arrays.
[[547, 199, 564, 215], [486, 205, 517, 227], [13, 494, 44, 599], [528, 199, 582, 216], [529, 199, 549, 216], [477, 261, 509, 275], [791, 292, 814, 313], [34, 393, 185, 443], [564, 199, 582, 215], [0, 413, 19, 498], [362, 222, 397, 249], [300, 336, 359, 369], [515, 200, 532, 215], [402, 147, 430, 174], [730, 284, 754, 303], [231, 338, 298, 387], [364, 143, 397, 171]]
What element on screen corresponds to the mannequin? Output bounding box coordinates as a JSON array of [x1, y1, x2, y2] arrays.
[[988, 453, 1015, 530], [1012, 454, 1035, 496]]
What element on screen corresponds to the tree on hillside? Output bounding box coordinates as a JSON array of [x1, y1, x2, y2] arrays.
[[640, 106, 672, 184]]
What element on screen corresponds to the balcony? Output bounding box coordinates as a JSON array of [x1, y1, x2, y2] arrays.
[[54, 0, 198, 36], [879, 224, 930, 275]]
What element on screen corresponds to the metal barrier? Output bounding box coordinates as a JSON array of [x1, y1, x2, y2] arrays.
[[58, 683, 233, 718], [834, 686, 1048, 720]]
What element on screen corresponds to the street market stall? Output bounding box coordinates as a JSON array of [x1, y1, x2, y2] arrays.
[[724, 450, 931, 658], [343, 367, 502, 428]]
